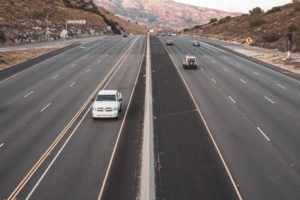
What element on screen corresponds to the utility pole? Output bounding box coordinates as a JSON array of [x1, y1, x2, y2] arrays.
[[46, 13, 49, 42]]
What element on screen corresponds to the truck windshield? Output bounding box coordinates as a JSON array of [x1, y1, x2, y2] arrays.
[[96, 95, 116, 101]]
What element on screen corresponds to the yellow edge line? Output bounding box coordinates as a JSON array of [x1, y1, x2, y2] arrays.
[[7, 38, 137, 200]]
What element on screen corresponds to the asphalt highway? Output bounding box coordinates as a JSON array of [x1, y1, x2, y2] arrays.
[[1, 34, 300, 200], [160, 35, 300, 199], [150, 36, 239, 200], [0, 35, 145, 199]]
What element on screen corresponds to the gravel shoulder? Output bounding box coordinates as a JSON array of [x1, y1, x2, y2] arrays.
[[208, 38, 300, 75]]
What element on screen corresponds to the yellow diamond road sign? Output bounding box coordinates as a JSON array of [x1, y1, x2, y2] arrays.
[[245, 37, 253, 45]]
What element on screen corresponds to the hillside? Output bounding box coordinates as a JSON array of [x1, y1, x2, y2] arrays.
[[94, 0, 239, 31], [184, 2, 300, 52], [0, 0, 147, 44]]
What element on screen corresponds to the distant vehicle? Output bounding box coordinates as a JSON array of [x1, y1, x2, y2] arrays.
[[171, 33, 177, 37], [161, 33, 166, 36], [183, 55, 197, 69], [166, 39, 174, 45], [167, 33, 171, 36], [122, 33, 128, 37], [193, 40, 201, 46], [92, 90, 122, 119]]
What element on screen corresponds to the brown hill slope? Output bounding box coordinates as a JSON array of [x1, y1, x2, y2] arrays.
[[94, 0, 239, 31], [0, 0, 146, 44], [185, 2, 300, 52]]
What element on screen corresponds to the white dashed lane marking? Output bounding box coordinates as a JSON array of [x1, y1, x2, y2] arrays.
[[276, 83, 286, 90], [24, 91, 34, 98], [257, 127, 271, 141], [228, 96, 236, 104], [69, 81, 76, 87], [52, 74, 59, 79], [239, 79, 246, 84], [264, 96, 275, 104], [41, 103, 51, 112]]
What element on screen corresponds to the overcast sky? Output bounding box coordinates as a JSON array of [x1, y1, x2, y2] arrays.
[[173, 0, 292, 13]]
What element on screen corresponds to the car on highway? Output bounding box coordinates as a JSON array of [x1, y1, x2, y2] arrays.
[[193, 40, 201, 46], [183, 55, 197, 69], [92, 90, 122, 119], [166, 39, 174, 45]]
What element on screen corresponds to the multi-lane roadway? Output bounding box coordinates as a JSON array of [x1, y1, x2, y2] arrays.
[[0, 34, 300, 200]]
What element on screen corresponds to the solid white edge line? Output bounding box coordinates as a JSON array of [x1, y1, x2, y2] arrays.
[[40, 103, 51, 112], [160, 37, 243, 200], [257, 127, 271, 141], [264, 96, 275, 104], [25, 37, 139, 200], [97, 37, 142, 200], [140, 34, 155, 200], [24, 91, 34, 98], [0, 143, 4, 148], [26, 104, 93, 200], [228, 96, 236, 104], [212, 78, 216, 84]]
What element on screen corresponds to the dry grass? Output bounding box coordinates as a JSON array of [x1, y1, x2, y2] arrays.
[[0, 48, 58, 71]]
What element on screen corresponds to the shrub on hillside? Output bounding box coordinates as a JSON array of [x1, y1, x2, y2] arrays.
[[262, 33, 280, 42], [266, 6, 282, 14], [288, 24, 297, 32], [209, 18, 218, 24], [294, 33, 300, 51], [250, 19, 267, 27], [0, 29, 5, 43], [218, 16, 231, 24], [294, 4, 300, 12], [249, 7, 264, 15]]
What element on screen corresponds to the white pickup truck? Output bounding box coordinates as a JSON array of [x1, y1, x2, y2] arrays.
[[183, 55, 197, 69], [92, 90, 122, 119]]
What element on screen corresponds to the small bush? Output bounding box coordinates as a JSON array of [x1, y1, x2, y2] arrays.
[[294, 4, 300, 12], [209, 18, 218, 24], [262, 33, 280, 42], [0, 29, 5, 43], [288, 24, 297, 32], [218, 16, 231, 24], [194, 25, 202, 29], [266, 6, 282, 14], [249, 7, 264, 15], [250, 19, 266, 27], [293, 33, 300, 51]]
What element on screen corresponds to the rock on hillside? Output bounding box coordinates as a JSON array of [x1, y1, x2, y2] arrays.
[[185, 2, 300, 52], [94, 0, 239, 31], [0, 0, 146, 44]]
